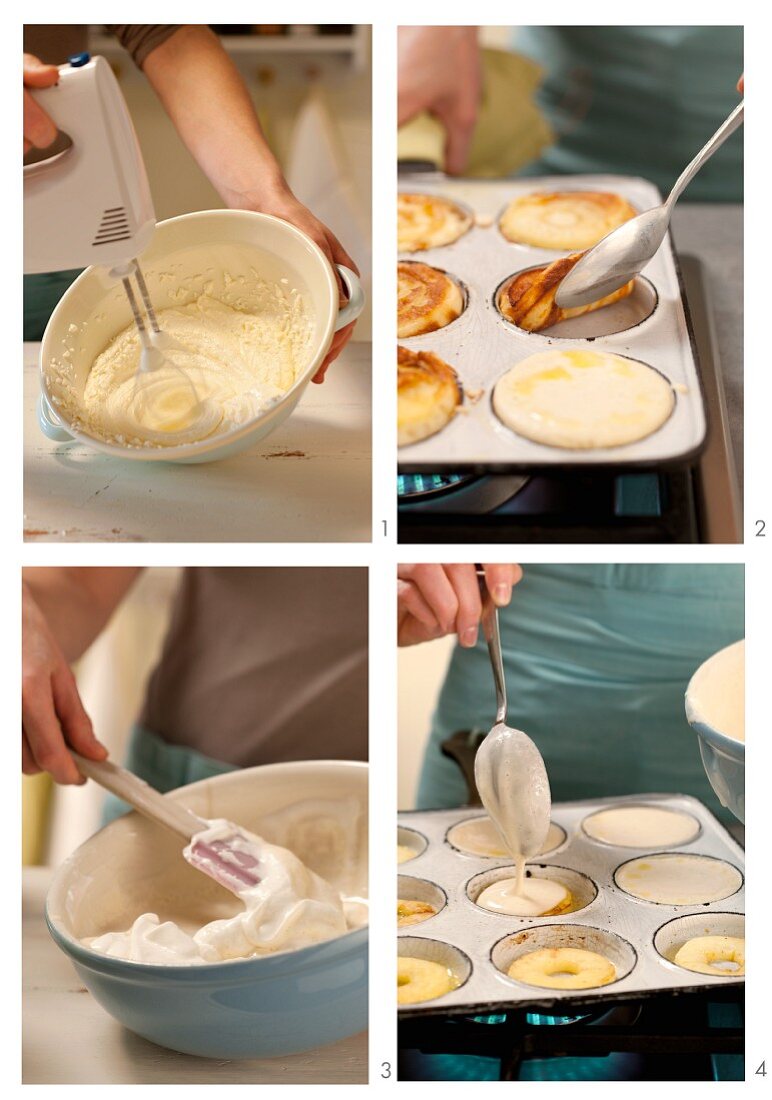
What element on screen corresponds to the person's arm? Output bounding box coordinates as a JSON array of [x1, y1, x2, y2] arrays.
[[398, 564, 522, 648], [22, 568, 142, 784], [398, 26, 482, 175], [141, 26, 358, 381]]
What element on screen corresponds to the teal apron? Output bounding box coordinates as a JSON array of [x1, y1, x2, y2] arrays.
[[418, 564, 743, 822], [515, 26, 743, 201], [24, 270, 82, 341], [101, 724, 237, 825]]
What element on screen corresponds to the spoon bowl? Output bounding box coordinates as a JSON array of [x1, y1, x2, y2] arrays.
[[474, 720, 551, 861], [555, 207, 668, 308], [555, 100, 743, 310]]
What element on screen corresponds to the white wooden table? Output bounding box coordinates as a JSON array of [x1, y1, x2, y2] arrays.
[[24, 342, 371, 543], [23, 867, 368, 1084]]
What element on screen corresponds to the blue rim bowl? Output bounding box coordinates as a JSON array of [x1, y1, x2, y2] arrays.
[[45, 760, 368, 1058], [685, 641, 744, 823]]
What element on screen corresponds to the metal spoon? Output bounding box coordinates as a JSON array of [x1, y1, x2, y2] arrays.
[[472, 570, 551, 886], [71, 752, 262, 895], [555, 101, 744, 309]]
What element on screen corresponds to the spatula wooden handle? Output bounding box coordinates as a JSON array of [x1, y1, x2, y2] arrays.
[[71, 752, 205, 839]]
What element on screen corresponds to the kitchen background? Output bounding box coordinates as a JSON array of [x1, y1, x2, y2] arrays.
[[399, 634, 454, 809]]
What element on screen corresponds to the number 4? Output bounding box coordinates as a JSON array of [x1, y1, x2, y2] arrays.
[[756, 1060, 766, 1076]]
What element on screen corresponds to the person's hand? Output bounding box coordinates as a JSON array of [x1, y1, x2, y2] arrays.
[[245, 187, 360, 383], [22, 582, 108, 784], [398, 26, 482, 175], [737, 74, 744, 94], [398, 564, 522, 647], [24, 53, 59, 155]]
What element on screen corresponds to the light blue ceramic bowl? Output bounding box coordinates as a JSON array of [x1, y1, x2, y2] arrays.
[[46, 760, 368, 1058], [685, 640, 744, 823]]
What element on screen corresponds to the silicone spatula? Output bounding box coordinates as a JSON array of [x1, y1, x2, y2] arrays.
[[71, 751, 261, 895]]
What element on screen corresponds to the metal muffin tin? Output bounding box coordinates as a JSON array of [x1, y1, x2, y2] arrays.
[[397, 174, 707, 473], [397, 793, 744, 1018]]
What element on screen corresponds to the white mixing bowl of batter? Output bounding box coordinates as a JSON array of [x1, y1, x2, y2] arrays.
[[38, 210, 364, 463], [45, 760, 368, 1058], [686, 640, 745, 823]]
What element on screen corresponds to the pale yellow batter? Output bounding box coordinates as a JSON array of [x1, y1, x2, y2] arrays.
[[688, 640, 745, 743], [448, 817, 564, 858], [616, 854, 742, 905], [477, 876, 571, 917], [77, 293, 312, 447], [492, 349, 675, 450], [582, 805, 700, 848], [397, 844, 418, 864]]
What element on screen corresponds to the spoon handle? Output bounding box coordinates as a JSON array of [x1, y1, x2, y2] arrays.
[[477, 566, 507, 726], [667, 100, 744, 209]]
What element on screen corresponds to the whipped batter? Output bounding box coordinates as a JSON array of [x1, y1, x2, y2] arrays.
[[448, 816, 564, 859], [474, 723, 552, 895], [582, 805, 700, 848], [84, 819, 360, 965], [615, 853, 742, 905], [688, 640, 745, 743], [477, 876, 569, 917], [69, 292, 312, 447], [492, 349, 675, 450]]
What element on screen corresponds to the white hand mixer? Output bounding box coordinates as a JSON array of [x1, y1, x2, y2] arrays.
[[24, 54, 208, 433]]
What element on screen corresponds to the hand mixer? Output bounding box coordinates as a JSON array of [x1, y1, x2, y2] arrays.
[[23, 54, 208, 434]]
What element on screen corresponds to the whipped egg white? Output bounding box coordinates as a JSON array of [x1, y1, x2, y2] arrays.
[[83, 819, 364, 966]]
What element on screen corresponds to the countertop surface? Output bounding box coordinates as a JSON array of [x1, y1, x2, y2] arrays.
[[23, 866, 368, 1085], [24, 342, 371, 543], [670, 203, 743, 485]]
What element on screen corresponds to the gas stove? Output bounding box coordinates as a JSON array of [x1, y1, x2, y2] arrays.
[[398, 987, 743, 1080], [398, 257, 740, 544]]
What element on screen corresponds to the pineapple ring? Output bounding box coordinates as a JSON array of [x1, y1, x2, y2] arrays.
[[673, 935, 744, 977], [508, 946, 616, 990]]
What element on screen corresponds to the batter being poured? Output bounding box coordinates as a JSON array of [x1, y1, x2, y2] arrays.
[[78, 291, 313, 447]]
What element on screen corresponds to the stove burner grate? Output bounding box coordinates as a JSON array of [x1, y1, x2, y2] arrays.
[[398, 472, 478, 500]]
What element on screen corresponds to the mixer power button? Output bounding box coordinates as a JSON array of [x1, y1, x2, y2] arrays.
[[68, 52, 91, 68]]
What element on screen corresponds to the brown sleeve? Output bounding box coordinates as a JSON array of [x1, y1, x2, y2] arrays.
[[107, 25, 184, 68]]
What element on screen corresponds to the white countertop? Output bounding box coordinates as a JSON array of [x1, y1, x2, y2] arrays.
[[23, 866, 367, 1084], [23, 342, 371, 543]]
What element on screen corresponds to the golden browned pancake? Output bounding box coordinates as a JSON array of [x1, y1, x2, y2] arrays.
[[398, 262, 464, 338], [499, 191, 637, 250], [398, 192, 473, 252], [397, 346, 461, 446], [492, 349, 674, 450], [497, 252, 634, 332]]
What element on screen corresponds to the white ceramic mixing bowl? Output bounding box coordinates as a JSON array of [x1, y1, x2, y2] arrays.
[[685, 640, 745, 823], [46, 760, 368, 1058], [39, 210, 364, 463]]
